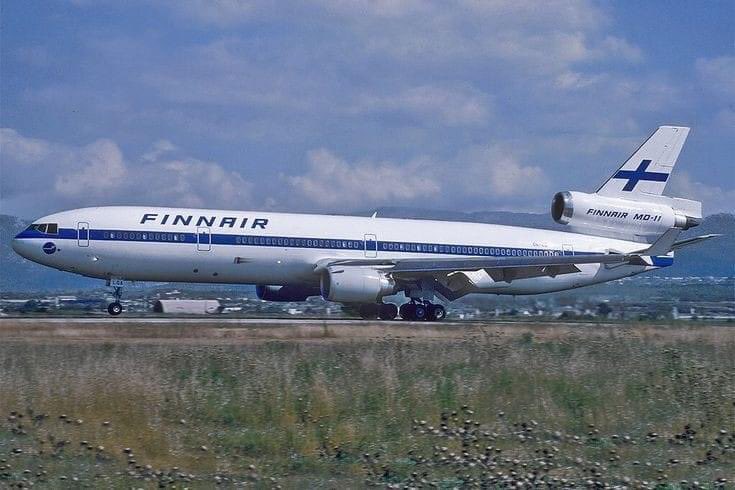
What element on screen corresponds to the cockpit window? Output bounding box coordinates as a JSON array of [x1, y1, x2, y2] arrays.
[[27, 223, 58, 234]]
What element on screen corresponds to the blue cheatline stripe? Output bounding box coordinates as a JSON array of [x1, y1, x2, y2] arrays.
[[650, 256, 674, 267], [13, 226, 649, 262]]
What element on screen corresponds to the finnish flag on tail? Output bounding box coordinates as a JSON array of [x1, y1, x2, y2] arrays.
[[597, 126, 690, 198]]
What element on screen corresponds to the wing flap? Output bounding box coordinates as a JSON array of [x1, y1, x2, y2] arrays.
[[370, 253, 628, 274]]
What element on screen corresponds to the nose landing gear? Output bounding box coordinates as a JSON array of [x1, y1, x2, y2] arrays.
[[107, 283, 124, 316], [107, 300, 123, 316]]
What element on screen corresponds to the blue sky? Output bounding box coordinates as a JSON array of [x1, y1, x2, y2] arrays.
[[1, 0, 733, 218]]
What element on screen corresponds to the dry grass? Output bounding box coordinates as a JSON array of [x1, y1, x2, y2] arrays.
[[0, 320, 733, 487]]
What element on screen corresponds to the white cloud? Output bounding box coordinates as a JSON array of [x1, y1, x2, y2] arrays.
[[352, 85, 491, 125], [142, 139, 178, 162], [669, 172, 735, 215], [284, 144, 546, 211], [164, 0, 264, 27], [597, 36, 643, 63], [0, 128, 253, 215], [284, 149, 439, 208], [458, 145, 547, 199], [696, 56, 735, 99], [54, 139, 127, 198], [0, 128, 51, 164], [555, 71, 604, 90]]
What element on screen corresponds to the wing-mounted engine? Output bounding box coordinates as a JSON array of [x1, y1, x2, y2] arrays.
[[320, 266, 396, 303], [551, 191, 701, 239], [256, 285, 320, 302]]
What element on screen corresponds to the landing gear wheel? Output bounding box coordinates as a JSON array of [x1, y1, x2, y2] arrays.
[[429, 304, 446, 321], [378, 303, 398, 320], [358, 304, 379, 320], [400, 303, 416, 320], [107, 302, 123, 316], [413, 304, 428, 321]]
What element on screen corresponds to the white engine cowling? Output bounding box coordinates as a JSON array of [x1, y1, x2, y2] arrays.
[[551, 191, 700, 236], [321, 267, 396, 303]]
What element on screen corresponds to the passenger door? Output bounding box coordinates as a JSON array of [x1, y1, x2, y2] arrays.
[[77, 222, 90, 247], [197, 227, 212, 251], [364, 233, 377, 258], [562, 244, 574, 256]]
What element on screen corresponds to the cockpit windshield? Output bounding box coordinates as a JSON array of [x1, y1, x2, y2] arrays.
[[27, 223, 58, 234]]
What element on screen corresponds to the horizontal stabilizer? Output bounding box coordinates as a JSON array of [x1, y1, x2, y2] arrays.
[[671, 234, 722, 250]]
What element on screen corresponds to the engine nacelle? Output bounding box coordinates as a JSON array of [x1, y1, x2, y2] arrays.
[[320, 267, 396, 303], [551, 191, 700, 236], [256, 285, 319, 302]]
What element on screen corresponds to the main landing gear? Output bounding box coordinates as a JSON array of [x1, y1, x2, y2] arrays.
[[357, 301, 446, 321], [107, 285, 123, 316], [358, 303, 399, 320], [399, 301, 446, 321]]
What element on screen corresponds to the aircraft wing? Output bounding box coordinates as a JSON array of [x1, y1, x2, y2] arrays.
[[324, 252, 629, 274], [320, 253, 630, 301]]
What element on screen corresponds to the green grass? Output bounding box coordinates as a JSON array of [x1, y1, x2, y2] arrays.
[[0, 325, 733, 487]]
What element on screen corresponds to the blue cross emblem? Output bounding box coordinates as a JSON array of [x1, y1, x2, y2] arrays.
[[612, 159, 669, 191]]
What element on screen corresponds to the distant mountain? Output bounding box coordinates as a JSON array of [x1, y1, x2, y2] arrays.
[[1, 211, 732, 292]]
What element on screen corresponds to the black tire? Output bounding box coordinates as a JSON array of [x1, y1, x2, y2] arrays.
[[107, 302, 122, 316], [358, 304, 379, 320], [413, 304, 427, 321], [399, 303, 416, 320], [378, 303, 398, 320], [430, 304, 446, 321]]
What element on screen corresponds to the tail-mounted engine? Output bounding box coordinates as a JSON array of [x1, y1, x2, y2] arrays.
[[551, 191, 701, 237]]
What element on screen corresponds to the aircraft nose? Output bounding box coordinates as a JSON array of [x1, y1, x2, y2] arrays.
[[11, 234, 29, 258]]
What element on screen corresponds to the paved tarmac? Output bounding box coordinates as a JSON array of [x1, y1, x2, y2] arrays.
[[0, 316, 731, 346]]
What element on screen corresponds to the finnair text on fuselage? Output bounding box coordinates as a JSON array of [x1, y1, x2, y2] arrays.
[[140, 213, 269, 229], [585, 208, 664, 223]]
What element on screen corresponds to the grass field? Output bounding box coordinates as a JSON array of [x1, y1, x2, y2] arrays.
[[0, 320, 733, 488]]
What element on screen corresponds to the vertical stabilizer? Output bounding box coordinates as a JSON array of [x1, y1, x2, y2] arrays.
[[597, 126, 690, 198]]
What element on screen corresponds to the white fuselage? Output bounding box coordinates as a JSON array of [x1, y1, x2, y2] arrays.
[[12, 206, 662, 296]]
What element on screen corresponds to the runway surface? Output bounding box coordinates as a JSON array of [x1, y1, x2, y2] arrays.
[[0, 316, 731, 344]]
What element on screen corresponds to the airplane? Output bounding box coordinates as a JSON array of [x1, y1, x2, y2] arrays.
[[12, 126, 720, 320]]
